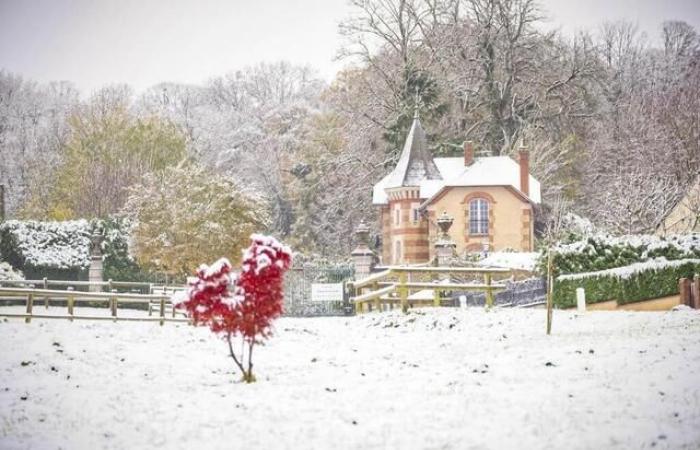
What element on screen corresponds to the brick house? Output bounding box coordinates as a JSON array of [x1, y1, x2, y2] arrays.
[[372, 110, 541, 264]]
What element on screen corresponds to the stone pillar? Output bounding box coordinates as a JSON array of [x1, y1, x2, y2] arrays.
[[434, 211, 456, 267], [351, 220, 375, 280], [88, 229, 104, 292]]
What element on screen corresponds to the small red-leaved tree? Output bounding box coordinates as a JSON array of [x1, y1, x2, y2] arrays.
[[174, 234, 292, 383]]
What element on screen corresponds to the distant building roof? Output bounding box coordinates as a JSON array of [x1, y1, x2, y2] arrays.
[[373, 156, 541, 205], [382, 111, 442, 190]]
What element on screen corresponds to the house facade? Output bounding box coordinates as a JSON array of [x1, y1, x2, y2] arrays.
[[656, 175, 700, 236], [372, 110, 541, 265]]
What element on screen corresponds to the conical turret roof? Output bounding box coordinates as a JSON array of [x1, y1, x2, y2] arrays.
[[384, 110, 442, 189]]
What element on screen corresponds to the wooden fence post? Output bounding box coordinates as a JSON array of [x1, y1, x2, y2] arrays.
[[159, 298, 166, 326], [399, 272, 408, 313], [691, 275, 699, 309], [484, 273, 494, 308], [68, 294, 74, 321], [25, 293, 34, 323], [110, 289, 118, 319], [546, 249, 554, 335], [372, 281, 380, 312], [679, 278, 691, 306], [433, 288, 440, 307], [43, 277, 49, 309]]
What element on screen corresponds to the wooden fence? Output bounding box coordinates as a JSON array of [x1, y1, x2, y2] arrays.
[[0, 278, 185, 294], [0, 286, 190, 325], [349, 266, 511, 313]]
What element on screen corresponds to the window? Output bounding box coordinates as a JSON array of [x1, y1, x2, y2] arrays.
[[411, 203, 420, 224], [394, 205, 401, 226], [469, 199, 489, 235]]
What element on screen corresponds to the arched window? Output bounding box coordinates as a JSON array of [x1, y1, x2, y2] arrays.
[[469, 199, 489, 235]]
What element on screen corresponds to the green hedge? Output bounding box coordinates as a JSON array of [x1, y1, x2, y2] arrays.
[[553, 260, 700, 308], [0, 218, 151, 282], [548, 234, 700, 276]]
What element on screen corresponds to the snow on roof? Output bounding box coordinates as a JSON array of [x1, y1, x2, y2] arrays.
[[373, 155, 541, 205], [383, 114, 442, 190], [442, 156, 541, 203]]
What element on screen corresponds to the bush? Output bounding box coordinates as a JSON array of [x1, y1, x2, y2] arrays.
[[0, 218, 149, 282], [544, 233, 700, 275], [553, 259, 700, 308], [0, 261, 24, 281]]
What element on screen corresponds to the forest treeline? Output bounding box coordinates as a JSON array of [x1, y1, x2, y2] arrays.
[[1, 0, 698, 258]]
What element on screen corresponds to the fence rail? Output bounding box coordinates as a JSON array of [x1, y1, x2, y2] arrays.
[[0, 287, 190, 325], [0, 278, 185, 294], [349, 265, 511, 313]]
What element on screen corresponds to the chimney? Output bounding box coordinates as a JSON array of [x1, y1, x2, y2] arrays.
[[518, 144, 530, 197], [464, 141, 474, 166]]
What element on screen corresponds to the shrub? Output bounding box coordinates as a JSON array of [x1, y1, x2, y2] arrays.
[[0, 218, 148, 282], [553, 258, 700, 307], [542, 233, 700, 276], [175, 234, 292, 383]]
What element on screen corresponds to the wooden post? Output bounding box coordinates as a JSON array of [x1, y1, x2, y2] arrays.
[[108, 279, 113, 294], [546, 249, 554, 335], [43, 277, 49, 309], [679, 278, 691, 306], [372, 281, 380, 312], [692, 275, 700, 309], [399, 272, 408, 313], [433, 288, 440, 307], [67, 295, 74, 321], [25, 293, 34, 323], [484, 273, 494, 308], [110, 296, 118, 319], [159, 298, 166, 326]]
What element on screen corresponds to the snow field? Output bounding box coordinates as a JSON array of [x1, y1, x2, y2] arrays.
[[1, 307, 699, 450]]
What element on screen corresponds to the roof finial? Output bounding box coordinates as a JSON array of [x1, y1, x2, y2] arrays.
[[413, 87, 420, 119]]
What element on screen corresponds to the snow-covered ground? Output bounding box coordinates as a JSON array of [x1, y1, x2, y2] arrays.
[[1, 306, 699, 450]]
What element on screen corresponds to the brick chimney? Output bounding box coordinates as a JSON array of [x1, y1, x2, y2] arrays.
[[518, 144, 530, 197], [464, 141, 474, 166]]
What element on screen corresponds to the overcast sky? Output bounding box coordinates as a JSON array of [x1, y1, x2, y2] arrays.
[[1, 0, 699, 95]]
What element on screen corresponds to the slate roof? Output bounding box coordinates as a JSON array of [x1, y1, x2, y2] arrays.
[[382, 112, 442, 190]]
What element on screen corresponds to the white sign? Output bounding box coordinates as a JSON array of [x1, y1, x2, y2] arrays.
[[311, 283, 344, 302]]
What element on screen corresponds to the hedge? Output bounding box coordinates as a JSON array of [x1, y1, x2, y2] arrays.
[[0, 218, 149, 282], [553, 259, 700, 308], [548, 234, 700, 275]]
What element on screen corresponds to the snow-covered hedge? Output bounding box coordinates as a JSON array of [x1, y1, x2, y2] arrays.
[[0, 218, 142, 281], [0, 220, 91, 270], [553, 258, 700, 307], [0, 261, 23, 281], [550, 233, 700, 275]]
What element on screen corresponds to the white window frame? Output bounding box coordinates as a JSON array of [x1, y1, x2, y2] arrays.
[[469, 198, 489, 235]]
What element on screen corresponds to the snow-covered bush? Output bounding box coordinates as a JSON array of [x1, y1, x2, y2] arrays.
[[175, 234, 292, 383], [553, 258, 700, 307], [0, 218, 141, 281], [549, 233, 700, 275], [123, 163, 268, 278], [0, 261, 23, 281]]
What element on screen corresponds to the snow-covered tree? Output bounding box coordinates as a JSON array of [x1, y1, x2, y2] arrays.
[[123, 163, 268, 277]]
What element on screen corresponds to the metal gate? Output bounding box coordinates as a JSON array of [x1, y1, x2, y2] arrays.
[[283, 264, 355, 317]]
